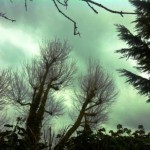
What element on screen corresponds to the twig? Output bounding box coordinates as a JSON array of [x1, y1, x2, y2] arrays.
[[82, 0, 138, 17], [17, 100, 31, 106], [86, 2, 98, 14], [56, 0, 68, 8], [45, 109, 53, 115], [53, 0, 80, 36], [0, 12, 16, 22]]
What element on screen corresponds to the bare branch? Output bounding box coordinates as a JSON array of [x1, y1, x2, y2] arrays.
[[0, 69, 12, 110], [82, 0, 138, 17], [0, 12, 16, 22], [16, 101, 31, 106], [84, 112, 97, 116], [86, 2, 98, 14], [52, 0, 138, 36], [52, 0, 80, 36], [55, 60, 117, 149], [2, 0, 138, 35], [85, 102, 100, 111], [56, 0, 68, 8], [0, 70, 11, 96], [5, 71, 31, 107], [24, 39, 76, 147], [39, 39, 76, 89], [45, 96, 64, 117]]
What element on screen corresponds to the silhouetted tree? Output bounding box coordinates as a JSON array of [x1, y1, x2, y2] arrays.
[[1, 39, 76, 149], [116, 0, 150, 102], [24, 39, 76, 149], [54, 60, 116, 150], [0, 39, 116, 149]]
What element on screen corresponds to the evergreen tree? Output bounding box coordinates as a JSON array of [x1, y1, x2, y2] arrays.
[[116, 0, 150, 102]]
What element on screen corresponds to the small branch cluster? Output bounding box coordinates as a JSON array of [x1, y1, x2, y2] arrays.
[[1, 0, 138, 35], [52, 0, 138, 36]]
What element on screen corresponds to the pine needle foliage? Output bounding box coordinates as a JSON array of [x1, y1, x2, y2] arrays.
[[116, 0, 150, 102]]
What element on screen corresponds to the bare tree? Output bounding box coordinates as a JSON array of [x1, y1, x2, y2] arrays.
[[1, 0, 138, 35], [0, 40, 116, 149], [54, 60, 117, 150], [2, 39, 76, 149]]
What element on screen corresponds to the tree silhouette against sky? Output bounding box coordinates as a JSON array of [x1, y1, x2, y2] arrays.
[[116, 0, 150, 102]]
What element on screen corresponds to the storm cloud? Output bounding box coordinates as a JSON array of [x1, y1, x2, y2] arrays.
[[0, 0, 150, 131]]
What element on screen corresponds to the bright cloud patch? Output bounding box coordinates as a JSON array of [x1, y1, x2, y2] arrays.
[[0, 25, 39, 57]]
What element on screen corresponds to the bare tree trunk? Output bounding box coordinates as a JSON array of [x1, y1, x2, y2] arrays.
[[23, 40, 75, 150], [54, 101, 88, 150], [54, 60, 116, 150], [25, 91, 49, 149], [26, 107, 41, 149]]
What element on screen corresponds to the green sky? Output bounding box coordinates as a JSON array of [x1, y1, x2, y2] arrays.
[[0, 0, 150, 131]]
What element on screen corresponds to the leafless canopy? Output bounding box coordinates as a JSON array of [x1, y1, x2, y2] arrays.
[[0, 69, 11, 109], [0, 39, 76, 148], [0, 69, 11, 126], [0, 38, 117, 149], [5, 39, 76, 115], [55, 60, 117, 149], [26, 39, 76, 147], [75, 60, 116, 129]]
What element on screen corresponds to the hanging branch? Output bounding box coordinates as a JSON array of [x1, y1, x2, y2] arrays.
[[52, 0, 138, 36], [52, 0, 80, 36], [86, 2, 98, 14], [1, 0, 139, 35]]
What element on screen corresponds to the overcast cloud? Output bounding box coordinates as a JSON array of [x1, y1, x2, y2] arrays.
[[0, 0, 150, 131]]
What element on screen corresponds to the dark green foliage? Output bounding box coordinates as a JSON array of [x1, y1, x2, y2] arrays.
[[64, 124, 150, 150], [118, 69, 150, 96], [0, 118, 48, 150], [116, 0, 150, 102], [0, 118, 28, 150], [129, 0, 150, 39], [1, 122, 150, 150], [116, 24, 150, 73]]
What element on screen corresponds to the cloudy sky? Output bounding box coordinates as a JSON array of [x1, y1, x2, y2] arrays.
[[0, 0, 150, 131]]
